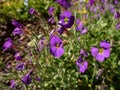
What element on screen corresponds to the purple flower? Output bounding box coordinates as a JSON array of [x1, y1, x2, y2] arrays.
[[10, 80, 16, 89], [14, 52, 22, 61], [76, 57, 88, 73], [91, 41, 110, 62], [114, 11, 120, 19], [116, 23, 120, 30], [101, 0, 108, 4], [12, 20, 23, 28], [29, 7, 37, 15], [48, 6, 55, 16], [38, 37, 45, 51], [58, 11, 75, 28], [57, 25, 66, 34], [50, 35, 64, 58], [80, 49, 88, 57], [109, 4, 115, 14], [76, 19, 83, 31], [100, 6, 104, 12], [22, 74, 32, 85], [88, 0, 95, 6], [90, 5, 99, 13], [16, 63, 25, 71], [81, 27, 88, 34], [76, 19, 88, 34], [48, 17, 55, 24], [113, 0, 119, 4], [3, 38, 12, 51], [95, 6, 100, 13], [56, 0, 71, 9], [90, 6, 94, 12], [12, 27, 23, 36], [100, 41, 110, 48], [12, 20, 24, 36]]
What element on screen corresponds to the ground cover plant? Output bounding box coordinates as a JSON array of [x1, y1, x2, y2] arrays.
[[0, 0, 120, 90]]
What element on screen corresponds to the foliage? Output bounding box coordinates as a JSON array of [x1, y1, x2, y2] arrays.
[[1, 0, 120, 90]]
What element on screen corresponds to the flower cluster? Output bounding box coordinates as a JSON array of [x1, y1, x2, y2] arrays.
[[76, 49, 88, 73], [2, 0, 120, 89], [76, 57, 88, 73], [12, 20, 24, 36], [91, 41, 110, 62], [50, 35, 64, 58], [76, 19, 88, 34]]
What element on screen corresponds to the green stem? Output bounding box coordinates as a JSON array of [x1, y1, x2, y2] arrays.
[[90, 60, 96, 89]]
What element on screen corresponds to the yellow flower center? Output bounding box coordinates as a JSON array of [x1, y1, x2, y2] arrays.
[[56, 44, 60, 48], [64, 18, 69, 23], [85, 0, 89, 3], [98, 48, 104, 54], [77, 7, 87, 14]]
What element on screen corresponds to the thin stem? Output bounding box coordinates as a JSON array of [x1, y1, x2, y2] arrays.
[[90, 60, 96, 89]]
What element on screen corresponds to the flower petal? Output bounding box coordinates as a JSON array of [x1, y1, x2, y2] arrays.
[[83, 61, 88, 68], [50, 47, 64, 58], [116, 23, 120, 30], [91, 47, 98, 57], [100, 41, 110, 49], [55, 47, 64, 58], [50, 47, 56, 56], [96, 53, 105, 62], [79, 61, 88, 73], [103, 49, 110, 58], [3, 38, 12, 51], [79, 66, 86, 73], [76, 19, 83, 31], [22, 74, 32, 85], [12, 27, 23, 36], [50, 36, 62, 47], [10, 80, 16, 89], [81, 27, 88, 34]]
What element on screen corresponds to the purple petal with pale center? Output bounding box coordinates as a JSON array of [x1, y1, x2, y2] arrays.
[[95, 53, 105, 62], [50, 36, 62, 47], [59, 11, 75, 28]]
